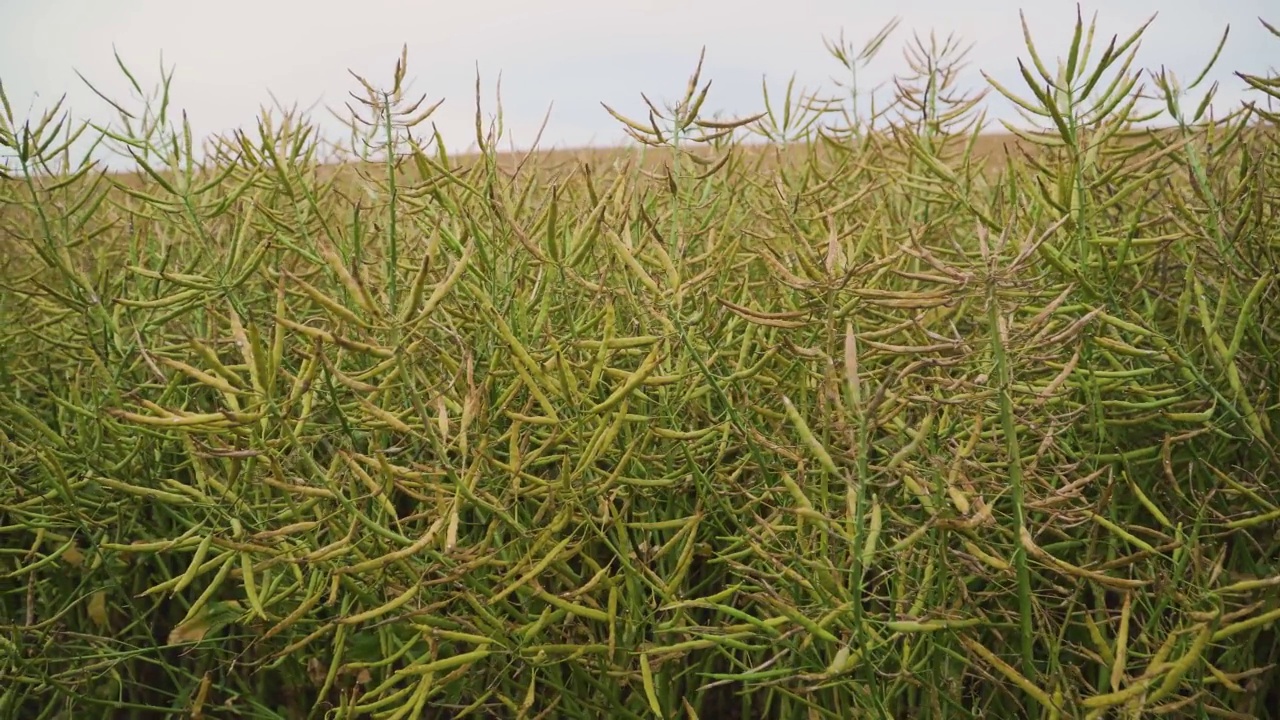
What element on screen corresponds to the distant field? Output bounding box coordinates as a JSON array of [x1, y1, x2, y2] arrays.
[[431, 131, 1032, 171], [75, 131, 1035, 185]]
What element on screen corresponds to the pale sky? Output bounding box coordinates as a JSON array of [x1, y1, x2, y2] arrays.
[[1, 0, 1275, 166]]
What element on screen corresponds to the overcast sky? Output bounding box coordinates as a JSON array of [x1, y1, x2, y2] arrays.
[[1, 0, 1276, 165]]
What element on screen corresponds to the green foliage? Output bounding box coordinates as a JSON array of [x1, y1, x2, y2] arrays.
[[2, 11, 1279, 720]]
